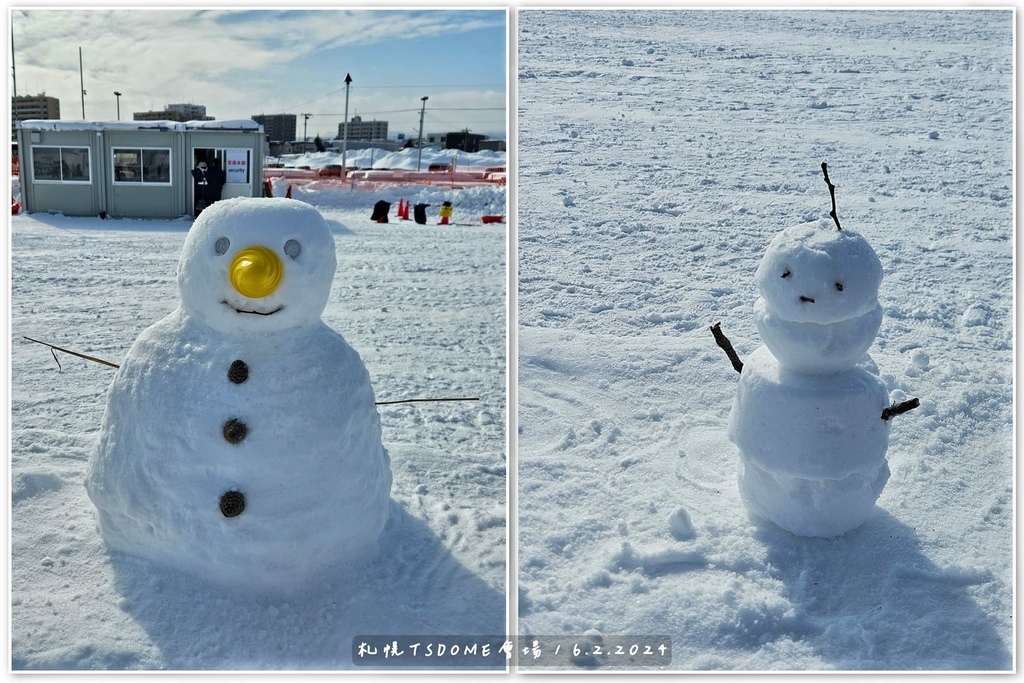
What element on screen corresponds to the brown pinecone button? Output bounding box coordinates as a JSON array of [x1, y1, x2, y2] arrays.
[[228, 360, 249, 384], [220, 491, 245, 518], [223, 418, 247, 444]]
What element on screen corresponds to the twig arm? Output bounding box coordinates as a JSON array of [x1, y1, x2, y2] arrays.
[[375, 397, 479, 406], [881, 397, 920, 421], [24, 336, 120, 369], [24, 335, 478, 407], [710, 322, 744, 374]]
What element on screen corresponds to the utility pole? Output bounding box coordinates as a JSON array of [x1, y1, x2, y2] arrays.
[[416, 96, 428, 172], [341, 73, 352, 175], [302, 113, 312, 148], [114, 91, 122, 120], [79, 47, 86, 118]]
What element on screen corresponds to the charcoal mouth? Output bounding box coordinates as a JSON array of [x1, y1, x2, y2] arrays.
[[222, 301, 284, 316], [799, 296, 816, 303]]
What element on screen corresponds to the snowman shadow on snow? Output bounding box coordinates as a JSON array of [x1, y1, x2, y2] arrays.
[[105, 501, 505, 669], [752, 512, 1010, 669]]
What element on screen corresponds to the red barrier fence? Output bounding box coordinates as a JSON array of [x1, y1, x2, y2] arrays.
[[263, 166, 506, 189]]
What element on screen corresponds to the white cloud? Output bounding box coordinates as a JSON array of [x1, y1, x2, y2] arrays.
[[11, 8, 507, 136]]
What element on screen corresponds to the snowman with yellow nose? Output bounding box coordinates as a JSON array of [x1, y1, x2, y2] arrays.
[[86, 197, 392, 592]]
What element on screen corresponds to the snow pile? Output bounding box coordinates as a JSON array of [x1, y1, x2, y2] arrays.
[[274, 147, 506, 171], [85, 198, 392, 592]]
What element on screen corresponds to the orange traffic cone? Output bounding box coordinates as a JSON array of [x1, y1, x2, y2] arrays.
[[403, 199, 411, 220], [285, 184, 292, 199]]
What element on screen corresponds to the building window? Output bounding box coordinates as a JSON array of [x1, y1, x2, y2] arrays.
[[113, 148, 171, 184], [31, 146, 90, 183]]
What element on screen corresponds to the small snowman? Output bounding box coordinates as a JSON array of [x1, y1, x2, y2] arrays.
[[712, 164, 917, 537], [85, 197, 392, 591]]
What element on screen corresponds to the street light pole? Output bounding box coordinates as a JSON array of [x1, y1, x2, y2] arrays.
[[416, 96, 428, 172], [79, 47, 86, 118], [302, 113, 312, 149], [341, 73, 352, 175], [114, 91, 122, 120]]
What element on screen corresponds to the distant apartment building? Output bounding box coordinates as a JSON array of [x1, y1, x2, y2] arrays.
[[165, 103, 212, 120], [12, 93, 60, 122], [337, 115, 388, 141], [251, 114, 297, 143], [134, 103, 213, 122]]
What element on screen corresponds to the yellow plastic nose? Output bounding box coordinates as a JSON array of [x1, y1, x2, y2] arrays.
[[230, 246, 283, 299]]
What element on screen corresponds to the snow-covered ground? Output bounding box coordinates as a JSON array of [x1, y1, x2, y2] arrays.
[[517, 9, 1013, 671], [10, 183, 507, 669]]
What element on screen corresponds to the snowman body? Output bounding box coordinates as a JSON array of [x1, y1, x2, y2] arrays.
[[86, 198, 391, 590], [728, 219, 890, 537]]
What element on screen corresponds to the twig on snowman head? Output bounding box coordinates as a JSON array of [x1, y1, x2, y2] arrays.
[[881, 397, 920, 421], [24, 336, 479, 405], [821, 162, 842, 231], [710, 322, 744, 373]]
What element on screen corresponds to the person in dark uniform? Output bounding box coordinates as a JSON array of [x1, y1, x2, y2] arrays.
[[207, 158, 226, 205], [192, 161, 209, 217]]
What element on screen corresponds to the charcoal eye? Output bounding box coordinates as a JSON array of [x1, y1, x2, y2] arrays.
[[781, 269, 791, 279], [215, 237, 230, 255], [835, 282, 844, 291], [284, 239, 301, 259]]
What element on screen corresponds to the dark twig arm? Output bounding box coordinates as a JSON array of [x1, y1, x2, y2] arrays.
[[881, 397, 920, 421], [710, 322, 744, 374]]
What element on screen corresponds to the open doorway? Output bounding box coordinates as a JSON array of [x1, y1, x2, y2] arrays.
[[191, 147, 253, 216], [191, 148, 224, 217]]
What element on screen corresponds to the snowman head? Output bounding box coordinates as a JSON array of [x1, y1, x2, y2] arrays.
[[754, 219, 883, 325], [178, 197, 337, 334]]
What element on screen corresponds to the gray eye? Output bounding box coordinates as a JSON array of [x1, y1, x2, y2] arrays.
[[215, 237, 230, 255], [284, 239, 301, 259]]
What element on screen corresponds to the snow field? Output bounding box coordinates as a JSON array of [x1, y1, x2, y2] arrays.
[[517, 9, 1011, 670], [10, 184, 507, 668]]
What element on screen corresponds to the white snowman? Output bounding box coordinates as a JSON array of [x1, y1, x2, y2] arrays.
[[85, 197, 392, 591], [715, 169, 917, 537]]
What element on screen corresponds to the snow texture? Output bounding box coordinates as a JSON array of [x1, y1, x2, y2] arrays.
[[85, 198, 391, 592], [518, 9, 1012, 670]]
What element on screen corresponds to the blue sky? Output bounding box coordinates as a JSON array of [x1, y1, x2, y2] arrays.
[[10, 9, 508, 139]]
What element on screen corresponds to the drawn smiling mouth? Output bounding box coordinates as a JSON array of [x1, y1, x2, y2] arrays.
[[221, 301, 284, 316]]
